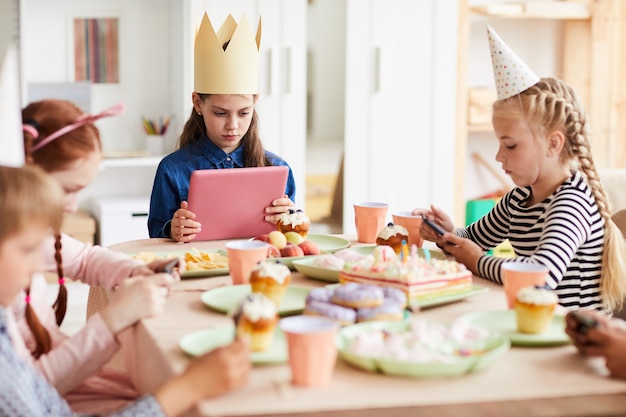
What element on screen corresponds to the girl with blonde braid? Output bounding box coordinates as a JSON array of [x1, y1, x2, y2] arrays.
[[415, 27, 626, 313]]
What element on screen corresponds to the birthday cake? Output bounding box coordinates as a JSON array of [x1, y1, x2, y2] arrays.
[[338, 245, 472, 304]]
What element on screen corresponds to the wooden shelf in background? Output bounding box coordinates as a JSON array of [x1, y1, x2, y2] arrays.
[[471, 1, 590, 19]]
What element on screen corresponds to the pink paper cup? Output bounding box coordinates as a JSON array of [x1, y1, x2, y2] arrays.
[[225, 240, 270, 285], [279, 315, 339, 387], [392, 211, 424, 248], [502, 262, 549, 309], [354, 202, 389, 243]]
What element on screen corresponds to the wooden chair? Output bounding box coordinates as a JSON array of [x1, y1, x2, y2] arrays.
[[611, 209, 626, 320], [612, 209, 626, 240], [86, 287, 127, 370]]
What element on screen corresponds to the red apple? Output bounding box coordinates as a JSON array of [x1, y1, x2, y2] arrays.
[[253, 233, 270, 243], [280, 242, 304, 257], [266, 244, 281, 258], [298, 240, 321, 256]]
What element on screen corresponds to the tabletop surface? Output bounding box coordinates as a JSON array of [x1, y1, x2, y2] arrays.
[[110, 237, 626, 417]]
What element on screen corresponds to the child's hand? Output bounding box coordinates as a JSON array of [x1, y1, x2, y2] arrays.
[[183, 338, 251, 398], [171, 201, 202, 243], [130, 257, 185, 285], [413, 205, 454, 242], [565, 310, 610, 353], [436, 233, 483, 275], [101, 273, 175, 334], [564, 312, 626, 380], [264, 195, 295, 223]]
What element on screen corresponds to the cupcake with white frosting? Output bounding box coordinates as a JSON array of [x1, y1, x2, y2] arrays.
[[376, 223, 409, 255], [514, 285, 558, 334], [276, 209, 310, 238], [250, 261, 292, 307], [233, 293, 279, 351]]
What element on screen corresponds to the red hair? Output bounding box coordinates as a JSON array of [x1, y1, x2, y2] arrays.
[[21, 99, 101, 356]]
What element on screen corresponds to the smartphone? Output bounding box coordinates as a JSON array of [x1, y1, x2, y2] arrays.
[[162, 258, 180, 275], [422, 217, 446, 236], [570, 311, 599, 334]]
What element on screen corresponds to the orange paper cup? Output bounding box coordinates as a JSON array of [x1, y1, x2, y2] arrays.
[[225, 240, 270, 285], [354, 202, 389, 243], [392, 211, 424, 248], [502, 262, 549, 309], [279, 315, 339, 387]]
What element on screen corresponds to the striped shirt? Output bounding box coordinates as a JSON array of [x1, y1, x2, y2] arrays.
[[457, 171, 604, 311]]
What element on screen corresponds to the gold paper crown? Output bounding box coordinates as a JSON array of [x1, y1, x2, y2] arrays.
[[194, 13, 262, 94]]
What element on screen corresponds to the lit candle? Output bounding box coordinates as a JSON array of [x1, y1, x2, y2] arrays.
[[423, 247, 431, 263]]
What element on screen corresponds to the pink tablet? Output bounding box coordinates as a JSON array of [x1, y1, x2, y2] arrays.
[[186, 166, 289, 241]]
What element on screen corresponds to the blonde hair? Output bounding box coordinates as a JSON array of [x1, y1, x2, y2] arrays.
[[493, 78, 626, 312], [0, 165, 64, 357]]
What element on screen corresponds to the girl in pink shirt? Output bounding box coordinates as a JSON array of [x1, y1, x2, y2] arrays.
[[15, 99, 180, 414]]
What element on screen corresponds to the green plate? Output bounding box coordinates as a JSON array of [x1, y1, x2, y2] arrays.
[[201, 284, 309, 316], [179, 326, 287, 364], [336, 320, 510, 377], [131, 249, 229, 279], [292, 246, 446, 283], [272, 234, 350, 270], [416, 285, 489, 309], [459, 310, 570, 347]]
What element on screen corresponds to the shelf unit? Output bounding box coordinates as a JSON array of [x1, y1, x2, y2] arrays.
[[454, 0, 626, 224]]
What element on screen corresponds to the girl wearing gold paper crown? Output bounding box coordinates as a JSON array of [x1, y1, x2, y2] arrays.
[[148, 13, 296, 242], [415, 26, 626, 314]]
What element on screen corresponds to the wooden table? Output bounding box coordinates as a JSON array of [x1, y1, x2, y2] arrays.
[[110, 238, 626, 417]]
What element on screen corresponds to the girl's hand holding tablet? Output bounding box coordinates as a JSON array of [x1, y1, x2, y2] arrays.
[[171, 201, 202, 243], [264, 194, 296, 223]]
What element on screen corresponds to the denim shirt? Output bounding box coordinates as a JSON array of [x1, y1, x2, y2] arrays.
[[0, 307, 164, 417], [148, 136, 296, 238]]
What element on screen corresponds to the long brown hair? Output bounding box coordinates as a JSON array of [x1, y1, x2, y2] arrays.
[[176, 94, 272, 167], [493, 78, 626, 311], [21, 99, 102, 354], [0, 165, 64, 358]]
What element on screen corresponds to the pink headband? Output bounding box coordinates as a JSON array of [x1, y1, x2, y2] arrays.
[[27, 102, 126, 152]]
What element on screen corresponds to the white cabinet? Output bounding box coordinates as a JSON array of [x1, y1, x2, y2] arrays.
[[92, 197, 150, 247], [170, 0, 308, 207], [342, 0, 459, 233]]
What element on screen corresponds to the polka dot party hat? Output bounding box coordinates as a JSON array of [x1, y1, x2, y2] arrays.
[[487, 25, 539, 100]]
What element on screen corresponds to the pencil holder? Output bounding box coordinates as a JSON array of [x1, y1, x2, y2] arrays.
[[146, 134, 165, 156]]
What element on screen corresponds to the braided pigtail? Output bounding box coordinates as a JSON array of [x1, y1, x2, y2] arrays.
[[558, 86, 626, 312], [524, 79, 626, 312], [24, 287, 52, 358], [52, 233, 68, 325]]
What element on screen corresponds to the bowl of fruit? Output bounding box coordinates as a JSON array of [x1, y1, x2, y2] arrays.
[[252, 231, 350, 269]]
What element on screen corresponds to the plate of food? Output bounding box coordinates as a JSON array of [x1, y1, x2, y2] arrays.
[[201, 284, 310, 316], [132, 249, 229, 279], [459, 310, 570, 347], [292, 246, 446, 283], [336, 319, 510, 377], [179, 326, 287, 364], [259, 234, 350, 270]]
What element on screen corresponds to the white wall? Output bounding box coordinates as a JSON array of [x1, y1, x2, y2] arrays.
[[20, 0, 172, 153], [306, 0, 346, 144]]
